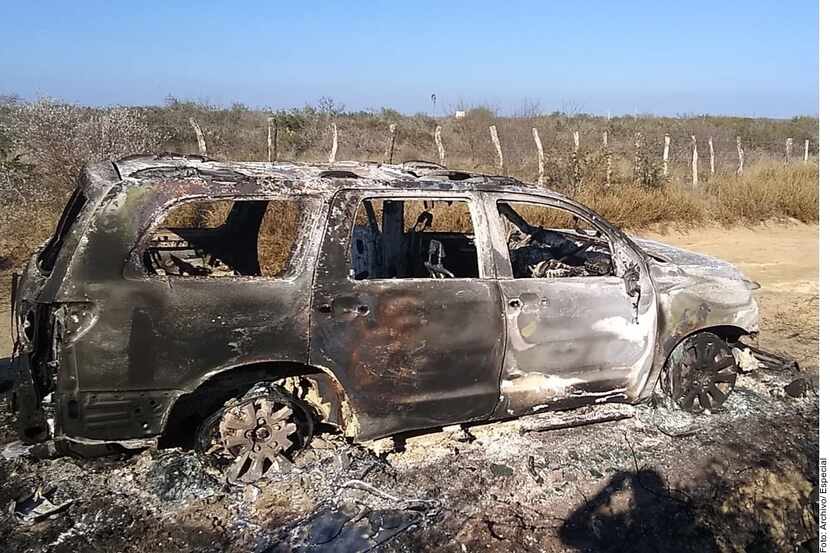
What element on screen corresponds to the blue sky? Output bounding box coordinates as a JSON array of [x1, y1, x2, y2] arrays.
[[0, 0, 818, 117]]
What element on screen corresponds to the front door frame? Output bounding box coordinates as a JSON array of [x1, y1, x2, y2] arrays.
[[481, 192, 659, 417]]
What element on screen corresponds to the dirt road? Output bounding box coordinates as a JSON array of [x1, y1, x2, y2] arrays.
[[0, 223, 819, 552]]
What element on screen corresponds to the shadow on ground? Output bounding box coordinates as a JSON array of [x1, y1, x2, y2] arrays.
[[560, 469, 717, 552]]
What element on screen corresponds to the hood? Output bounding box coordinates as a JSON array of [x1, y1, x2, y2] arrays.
[[631, 237, 753, 285]]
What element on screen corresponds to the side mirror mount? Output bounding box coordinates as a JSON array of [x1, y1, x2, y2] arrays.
[[623, 264, 641, 298]]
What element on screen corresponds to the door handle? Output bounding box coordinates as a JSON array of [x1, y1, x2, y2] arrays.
[[507, 298, 523, 309], [317, 302, 368, 315]]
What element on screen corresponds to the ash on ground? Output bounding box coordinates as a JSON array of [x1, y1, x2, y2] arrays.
[[0, 366, 818, 553]]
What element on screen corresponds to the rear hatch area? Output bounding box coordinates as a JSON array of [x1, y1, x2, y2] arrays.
[[10, 179, 100, 442]]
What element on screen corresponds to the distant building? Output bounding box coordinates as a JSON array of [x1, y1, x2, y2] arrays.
[[455, 110, 466, 119]]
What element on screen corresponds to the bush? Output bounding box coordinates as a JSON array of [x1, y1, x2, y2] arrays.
[[7, 99, 166, 189], [0, 99, 167, 266]]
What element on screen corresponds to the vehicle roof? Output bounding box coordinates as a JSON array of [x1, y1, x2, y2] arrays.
[[93, 153, 570, 200]]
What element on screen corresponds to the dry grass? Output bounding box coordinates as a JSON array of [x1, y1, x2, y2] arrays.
[[160, 200, 234, 228], [707, 160, 818, 225], [574, 161, 818, 231], [0, 202, 58, 270], [575, 183, 706, 229], [258, 201, 300, 277]]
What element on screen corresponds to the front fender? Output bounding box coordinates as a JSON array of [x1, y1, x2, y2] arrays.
[[638, 264, 759, 400]]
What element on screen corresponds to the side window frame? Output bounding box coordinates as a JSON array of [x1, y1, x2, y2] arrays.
[[484, 193, 620, 280], [124, 194, 322, 282], [344, 190, 495, 282]]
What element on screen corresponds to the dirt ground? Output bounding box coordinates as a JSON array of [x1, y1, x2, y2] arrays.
[[0, 222, 819, 553]]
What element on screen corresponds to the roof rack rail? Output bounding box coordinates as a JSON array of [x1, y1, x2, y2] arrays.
[[128, 166, 250, 182], [401, 160, 447, 171], [418, 169, 472, 181], [117, 152, 215, 163]]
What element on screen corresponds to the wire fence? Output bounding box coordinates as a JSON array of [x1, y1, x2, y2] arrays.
[[185, 111, 819, 189]]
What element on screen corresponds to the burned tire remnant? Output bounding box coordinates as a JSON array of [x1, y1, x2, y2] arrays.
[[196, 383, 315, 483], [661, 332, 738, 414]]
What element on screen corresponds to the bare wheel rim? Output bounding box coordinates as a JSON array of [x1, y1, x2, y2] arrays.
[[670, 333, 737, 414], [217, 396, 303, 482]]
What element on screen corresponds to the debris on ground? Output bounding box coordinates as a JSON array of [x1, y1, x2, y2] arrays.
[[732, 346, 760, 373], [489, 463, 514, 478], [143, 450, 223, 502], [742, 344, 800, 371], [521, 410, 634, 434], [1, 439, 59, 461], [0, 351, 818, 552], [784, 377, 811, 398], [13, 485, 74, 525], [265, 499, 427, 553], [1, 440, 33, 460]]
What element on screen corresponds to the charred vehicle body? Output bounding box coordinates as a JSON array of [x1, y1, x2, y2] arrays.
[[11, 155, 761, 481]]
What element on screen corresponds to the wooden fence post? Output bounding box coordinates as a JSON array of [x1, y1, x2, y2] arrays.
[[489, 125, 504, 173], [385, 123, 398, 164], [736, 136, 744, 176], [267, 116, 275, 162], [662, 134, 670, 176], [189, 117, 207, 155], [532, 127, 545, 185], [633, 132, 643, 183], [708, 136, 715, 176], [785, 137, 793, 164], [805, 139, 810, 161], [434, 125, 445, 166], [603, 130, 611, 186], [691, 135, 699, 187], [571, 130, 581, 186], [328, 123, 338, 164]]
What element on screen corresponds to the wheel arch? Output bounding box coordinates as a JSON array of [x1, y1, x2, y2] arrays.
[[639, 323, 753, 402], [661, 324, 747, 370], [158, 360, 356, 448]]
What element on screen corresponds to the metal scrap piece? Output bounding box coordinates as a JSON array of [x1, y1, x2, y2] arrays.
[[267, 480, 441, 553], [520, 410, 634, 434], [13, 486, 74, 525], [732, 346, 760, 373], [741, 344, 800, 372]]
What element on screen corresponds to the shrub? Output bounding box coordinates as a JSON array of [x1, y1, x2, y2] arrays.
[[8, 99, 165, 188]]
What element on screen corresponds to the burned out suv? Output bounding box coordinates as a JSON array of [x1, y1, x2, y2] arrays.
[[11, 155, 760, 481]]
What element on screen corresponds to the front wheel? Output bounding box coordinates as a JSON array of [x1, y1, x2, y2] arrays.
[[660, 332, 738, 414]]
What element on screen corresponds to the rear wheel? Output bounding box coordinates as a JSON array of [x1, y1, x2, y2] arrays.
[[196, 384, 314, 483], [661, 332, 738, 414]]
